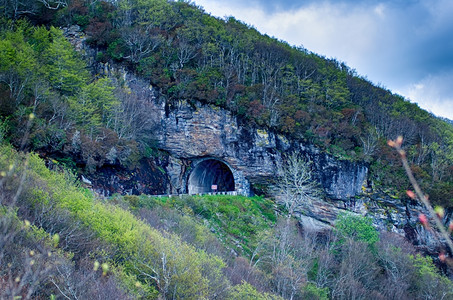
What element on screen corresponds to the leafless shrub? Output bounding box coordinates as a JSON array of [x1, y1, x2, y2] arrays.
[[138, 206, 227, 258], [375, 233, 416, 300], [256, 218, 316, 299], [330, 239, 379, 300], [0, 210, 62, 299], [50, 258, 132, 300], [224, 256, 270, 293]]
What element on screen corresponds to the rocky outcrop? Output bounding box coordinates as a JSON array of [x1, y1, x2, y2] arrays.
[[156, 99, 369, 200], [88, 157, 169, 197], [64, 26, 437, 253], [154, 98, 443, 254]]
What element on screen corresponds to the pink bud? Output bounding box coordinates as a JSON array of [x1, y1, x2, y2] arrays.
[[418, 214, 428, 226], [406, 190, 416, 199], [439, 252, 446, 262]]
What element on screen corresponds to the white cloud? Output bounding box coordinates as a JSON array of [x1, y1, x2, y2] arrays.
[[397, 72, 453, 119], [268, 3, 384, 59], [197, 1, 385, 67], [195, 0, 453, 119], [374, 3, 386, 18]]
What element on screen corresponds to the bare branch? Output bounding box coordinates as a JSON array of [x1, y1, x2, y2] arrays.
[[276, 153, 321, 217], [37, 0, 68, 9], [389, 136, 453, 255]]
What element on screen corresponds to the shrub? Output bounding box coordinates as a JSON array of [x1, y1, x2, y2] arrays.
[[227, 281, 283, 300], [139, 194, 277, 255], [1, 145, 229, 298], [334, 212, 379, 249], [301, 283, 329, 300]]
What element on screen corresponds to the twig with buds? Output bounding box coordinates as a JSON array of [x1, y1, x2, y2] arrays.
[[388, 136, 453, 256]]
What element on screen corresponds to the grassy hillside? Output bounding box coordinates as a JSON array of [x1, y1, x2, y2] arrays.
[[127, 193, 277, 255], [1, 1, 453, 298], [0, 143, 284, 299], [2, 143, 453, 299]]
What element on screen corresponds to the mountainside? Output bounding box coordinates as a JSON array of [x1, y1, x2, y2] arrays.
[[1, 0, 452, 206], [2, 144, 453, 299], [1, 0, 453, 299]]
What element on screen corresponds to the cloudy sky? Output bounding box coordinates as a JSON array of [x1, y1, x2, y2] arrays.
[[194, 0, 453, 119]]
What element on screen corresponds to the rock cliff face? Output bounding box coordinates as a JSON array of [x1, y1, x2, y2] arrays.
[[157, 99, 369, 200], [154, 98, 443, 254], [66, 26, 440, 253]]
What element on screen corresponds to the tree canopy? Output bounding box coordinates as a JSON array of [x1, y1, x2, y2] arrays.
[[1, 0, 453, 205]]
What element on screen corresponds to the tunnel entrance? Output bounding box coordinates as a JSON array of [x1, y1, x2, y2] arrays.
[[188, 159, 235, 194]]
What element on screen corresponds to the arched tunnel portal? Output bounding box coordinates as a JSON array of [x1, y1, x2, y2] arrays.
[[187, 159, 235, 194]]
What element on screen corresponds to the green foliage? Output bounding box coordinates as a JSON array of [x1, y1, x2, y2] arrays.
[[335, 212, 379, 248], [410, 254, 453, 298], [0, 22, 36, 73], [0, 117, 8, 142], [0, 20, 37, 104], [1, 144, 229, 299], [140, 194, 276, 255], [301, 283, 329, 300], [428, 181, 453, 208], [68, 77, 119, 133], [43, 27, 89, 94], [114, 267, 159, 298], [0, 200, 133, 299], [228, 282, 283, 300], [84, 203, 226, 298], [0, 22, 147, 174]]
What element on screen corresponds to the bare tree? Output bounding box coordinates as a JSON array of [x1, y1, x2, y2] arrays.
[[176, 39, 198, 69], [0, 0, 40, 19], [314, 233, 337, 289], [376, 233, 415, 300], [258, 218, 315, 300], [275, 152, 321, 218], [360, 127, 379, 157], [111, 85, 160, 142], [122, 27, 163, 64], [330, 239, 379, 300], [37, 0, 68, 10], [0, 210, 62, 299], [50, 259, 132, 300]]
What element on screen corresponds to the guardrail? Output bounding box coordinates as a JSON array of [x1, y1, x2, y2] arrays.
[[153, 191, 238, 198]]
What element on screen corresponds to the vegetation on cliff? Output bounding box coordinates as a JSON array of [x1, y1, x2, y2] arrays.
[[2, 144, 453, 299], [1, 0, 453, 298], [1, 0, 452, 205]]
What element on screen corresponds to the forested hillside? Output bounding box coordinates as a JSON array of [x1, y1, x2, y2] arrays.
[[1, 0, 452, 205], [1, 0, 453, 299], [2, 144, 453, 299]]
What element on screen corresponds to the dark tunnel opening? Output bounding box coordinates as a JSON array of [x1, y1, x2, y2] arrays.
[[188, 159, 235, 194]]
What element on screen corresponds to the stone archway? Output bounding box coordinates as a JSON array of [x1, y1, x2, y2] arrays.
[[187, 159, 235, 194]]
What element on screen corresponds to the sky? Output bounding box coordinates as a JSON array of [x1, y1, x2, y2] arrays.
[[193, 0, 453, 119]]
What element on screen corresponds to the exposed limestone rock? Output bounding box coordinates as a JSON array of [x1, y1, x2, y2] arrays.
[[156, 99, 368, 201], [63, 25, 86, 52], [297, 214, 332, 232], [88, 157, 169, 197], [156, 98, 443, 254], [64, 26, 439, 252]]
